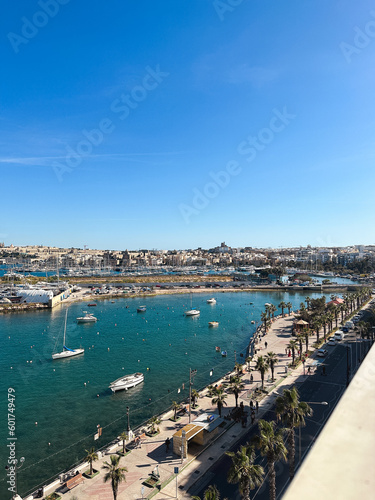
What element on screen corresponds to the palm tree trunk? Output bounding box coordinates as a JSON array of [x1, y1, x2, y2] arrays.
[[268, 458, 276, 500], [288, 429, 295, 480], [113, 482, 117, 500], [244, 480, 250, 500]]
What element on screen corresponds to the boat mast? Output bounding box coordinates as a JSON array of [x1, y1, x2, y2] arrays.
[[63, 309, 68, 346]]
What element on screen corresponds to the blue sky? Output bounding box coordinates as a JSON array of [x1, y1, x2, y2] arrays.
[[1, 0, 375, 250]]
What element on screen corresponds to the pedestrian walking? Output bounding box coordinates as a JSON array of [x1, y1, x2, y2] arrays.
[[251, 410, 255, 424], [165, 437, 171, 452], [285, 347, 288, 355], [265, 341, 268, 349], [250, 400, 253, 409], [256, 401, 259, 414], [307, 366, 311, 375], [250, 373, 253, 383]]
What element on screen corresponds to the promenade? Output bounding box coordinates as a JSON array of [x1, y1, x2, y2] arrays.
[[35, 313, 320, 500]]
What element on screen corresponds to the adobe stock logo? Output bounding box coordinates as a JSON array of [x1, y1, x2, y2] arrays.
[[212, 0, 245, 21], [7, 0, 71, 54], [52, 65, 169, 182], [179, 107, 295, 224], [340, 11, 375, 63]]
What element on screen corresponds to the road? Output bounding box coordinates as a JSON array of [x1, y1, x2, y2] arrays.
[[190, 332, 373, 500]]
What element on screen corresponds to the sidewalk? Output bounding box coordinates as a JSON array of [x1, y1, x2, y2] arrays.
[[38, 313, 318, 500]]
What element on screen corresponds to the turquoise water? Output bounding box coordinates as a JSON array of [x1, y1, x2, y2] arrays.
[[0, 290, 333, 498]]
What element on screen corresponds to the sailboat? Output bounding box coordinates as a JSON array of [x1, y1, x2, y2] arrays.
[[184, 293, 200, 316], [52, 310, 84, 360]]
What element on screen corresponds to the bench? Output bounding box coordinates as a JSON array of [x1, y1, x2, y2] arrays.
[[64, 473, 84, 490]]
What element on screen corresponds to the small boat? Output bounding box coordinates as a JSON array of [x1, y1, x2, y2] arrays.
[[77, 311, 97, 323], [52, 310, 84, 360], [251, 320, 255, 324], [207, 298, 216, 304], [137, 306, 146, 312], [109, 372, 144, 392], [215, 346, 221, 352], [249, 302, 253, 305], [88, 303, 97, 307], [185, 309, 200, 316], [209, 321, 219, 327], [185, 293, 200, 316], [221, 351, 227, 357]]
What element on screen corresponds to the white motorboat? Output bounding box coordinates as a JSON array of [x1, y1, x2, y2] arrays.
[[207, 298, 216, 304], [77, 311, 97, 323], [109, 372, 144, 392], [208, 321, 219, 327], [52, 310, 84, 360], [185, 309, 200, 316]]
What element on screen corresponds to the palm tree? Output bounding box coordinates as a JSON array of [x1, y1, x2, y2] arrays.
[[287, 340, 298, 365], [252, 420, 287, 500], [304, 330, 309, 354], [265, 352, 278, 381], [286, 302, 293, 315], [207, 384, 217, 398], [226, 445, 264, 500], [148, 415, 161, 434], [245, 356, 253, 372], [191, 389, 200, 408], [102, 454, 127, 500], [119, 432, 128, 455], [305, 296, 311, 310], [320, 314, 328, 341], [261, 312, 270, 332], [254, 355, 269, 389], [192, 484, 221, 500], [269, 304, 277, 319], [311, 317, 322, 344], [171, 401, 181, 421], [275, 386, 312, 480], [211, 388, 227, 417], [296, 334, 304, 360], [278, 301, 286, 317], [228, 377, 245, 407], [85, 447, 98, 476], [234, 362, 243, 376]]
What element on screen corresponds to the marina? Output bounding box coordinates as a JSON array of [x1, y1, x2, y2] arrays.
[[0, 289, 364, 497]]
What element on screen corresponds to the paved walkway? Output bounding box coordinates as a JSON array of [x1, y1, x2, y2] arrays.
[[38, 313, 320, 500]]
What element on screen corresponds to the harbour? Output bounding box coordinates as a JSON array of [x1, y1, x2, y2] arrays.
[[0, 289, 338, 498]]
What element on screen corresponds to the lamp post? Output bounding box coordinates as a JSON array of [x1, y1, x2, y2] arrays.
[[274, 391, 328, 465], [298, 401, 328, 463], [5, 456, 25, 500], [189, 369, 197, 423], [126, 406, 130, 432]]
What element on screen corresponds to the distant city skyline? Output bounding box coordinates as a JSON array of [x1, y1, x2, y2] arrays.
[[2, 1, 375, 249]]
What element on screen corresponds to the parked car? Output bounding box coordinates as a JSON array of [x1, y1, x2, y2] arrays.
[[327, 337, 336, 345], [317, 348, 328, 357]]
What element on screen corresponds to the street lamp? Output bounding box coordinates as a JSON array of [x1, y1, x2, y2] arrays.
[[274, 391, 328, 464], [298, 401, 328, 463], [5, 456, 25, 500], [126, 406, 130, 432]]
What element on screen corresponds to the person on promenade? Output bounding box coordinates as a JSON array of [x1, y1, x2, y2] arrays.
[[250, 373, 253, 383], [256, 401, 259, 414], [165, 437, 171, 452], [251, 409, 255, 424], [265, 341, 268, 349]]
